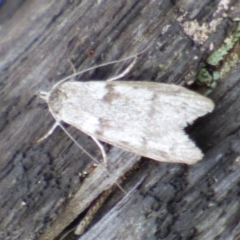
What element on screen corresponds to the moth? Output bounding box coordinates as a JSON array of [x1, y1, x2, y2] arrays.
[[41, 61, 214, 164]]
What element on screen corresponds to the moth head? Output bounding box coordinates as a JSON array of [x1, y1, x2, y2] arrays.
[[39, 89, 62, 119]]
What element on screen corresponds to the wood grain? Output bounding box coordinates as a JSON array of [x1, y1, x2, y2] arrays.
[[0, 0, 240, 239]]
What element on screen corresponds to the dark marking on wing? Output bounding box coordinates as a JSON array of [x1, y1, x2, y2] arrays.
[[102, 83, 121, 103]]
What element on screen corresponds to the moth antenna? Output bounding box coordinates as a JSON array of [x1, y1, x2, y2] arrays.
[[107, 57, 137, 82], [51, 46, 150, 91], [58, 122, 127, 194]]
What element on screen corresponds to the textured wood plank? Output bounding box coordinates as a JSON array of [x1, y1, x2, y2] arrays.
[[0, 0, 240, 240]]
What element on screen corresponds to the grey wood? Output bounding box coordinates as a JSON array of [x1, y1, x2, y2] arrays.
[[0, 0, 239, 240]]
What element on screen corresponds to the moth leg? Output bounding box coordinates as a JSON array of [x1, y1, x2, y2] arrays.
[[67, 59, 76, 72], [37, 122, 59, 143], [67, 59, 78, 80], [106, 57, 137, 81], [90, 136, 108, 165]]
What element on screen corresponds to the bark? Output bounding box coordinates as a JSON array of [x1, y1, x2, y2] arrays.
[[0, 0, 240, 240]]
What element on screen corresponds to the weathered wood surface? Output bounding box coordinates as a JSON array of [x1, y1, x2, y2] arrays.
[[1, 0, 240, 239]]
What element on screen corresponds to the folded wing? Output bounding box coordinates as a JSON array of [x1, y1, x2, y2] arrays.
[[49, 81, 214, 164]]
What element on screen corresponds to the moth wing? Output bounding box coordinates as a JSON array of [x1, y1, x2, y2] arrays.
[[93, 123, 204, 164], [50, 81, 214, 164], [110, 81, 214, 129]]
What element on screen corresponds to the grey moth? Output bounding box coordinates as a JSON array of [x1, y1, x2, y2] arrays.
[[44, 80, 214, 164]]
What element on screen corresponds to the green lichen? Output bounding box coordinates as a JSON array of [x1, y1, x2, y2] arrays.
[[197, 68, 212, 86], [197, 22, 240, 93], [212, 71, 220, 82], [207, 24, 240, 66]]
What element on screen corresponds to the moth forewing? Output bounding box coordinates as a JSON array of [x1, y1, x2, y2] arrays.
[[47, 80, 214, 164]]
